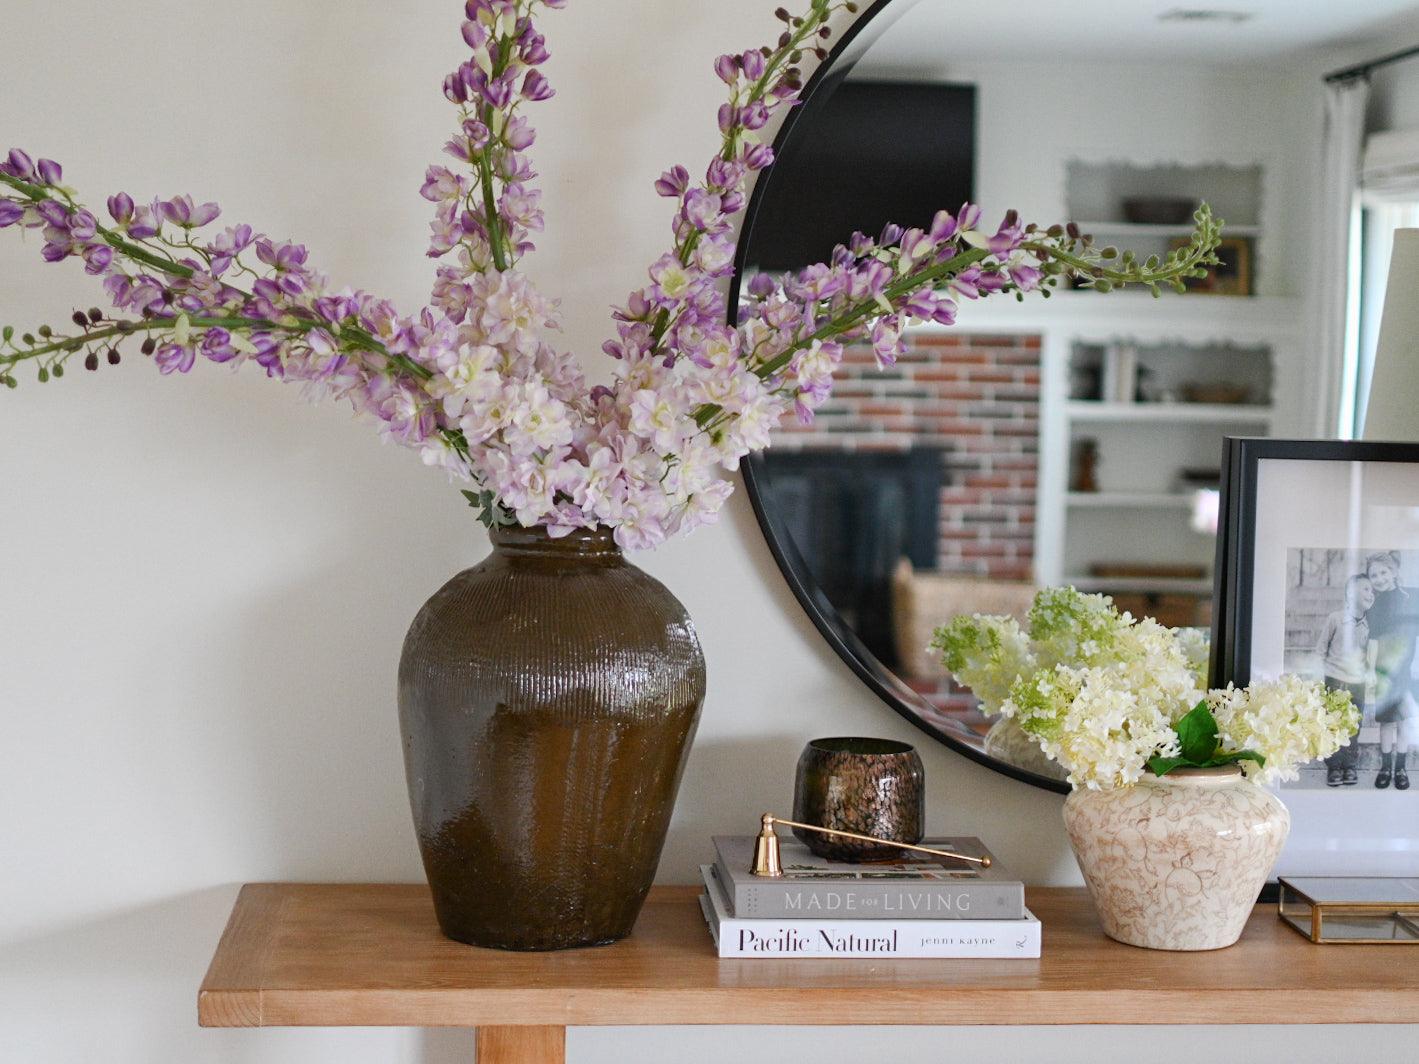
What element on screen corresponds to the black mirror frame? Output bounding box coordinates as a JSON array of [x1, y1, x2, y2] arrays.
[[728, 0, 1068, 794]]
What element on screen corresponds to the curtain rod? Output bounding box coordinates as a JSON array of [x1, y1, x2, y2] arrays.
[[1325, 43, 1419, 84]]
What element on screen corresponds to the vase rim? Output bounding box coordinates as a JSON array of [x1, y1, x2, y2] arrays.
[[1149, 763, 1246, 783], [807, 736, 916, 757], [490, 523, 621, 556]]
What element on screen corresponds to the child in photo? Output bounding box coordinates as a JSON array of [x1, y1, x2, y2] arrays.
[[1318, 573, 1373, 786], [1365, 551, 1417, 790]]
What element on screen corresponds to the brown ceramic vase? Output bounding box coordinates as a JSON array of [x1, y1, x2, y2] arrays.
[[398, 524, 705, 951]]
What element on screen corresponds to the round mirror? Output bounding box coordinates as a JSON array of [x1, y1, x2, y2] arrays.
[[733, 0, 1419, 789]]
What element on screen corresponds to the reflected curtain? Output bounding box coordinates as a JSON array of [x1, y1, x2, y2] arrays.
[[1354, 130, 1419, 434], [1314, 76, 1369, 437]]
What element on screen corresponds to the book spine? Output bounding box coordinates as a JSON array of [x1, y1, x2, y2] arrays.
[[712, 917, 1040, 959], [729, 879, 1025, 920]]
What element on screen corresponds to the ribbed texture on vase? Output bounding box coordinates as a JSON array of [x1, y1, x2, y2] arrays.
[[398, 526, 705, 951]]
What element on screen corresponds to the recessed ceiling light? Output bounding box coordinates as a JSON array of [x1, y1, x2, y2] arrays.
[[1158, 8, 1255, 23]]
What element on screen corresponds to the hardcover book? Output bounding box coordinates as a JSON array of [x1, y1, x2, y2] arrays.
[[711, 834, 1024, 920], [699, 865, 1041, 959]]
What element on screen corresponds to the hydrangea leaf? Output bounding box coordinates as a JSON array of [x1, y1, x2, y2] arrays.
[[1174, 700, 1219, 765]]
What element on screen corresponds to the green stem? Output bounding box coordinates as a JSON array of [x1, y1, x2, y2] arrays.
[[478, 36, 515, 272], [0, 172, 194, 278], [754, 246, 991, 380], [101, 232, 194, 278], [2, 313, 431, 384]]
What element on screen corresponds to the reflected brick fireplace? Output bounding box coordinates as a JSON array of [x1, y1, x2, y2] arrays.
[[773, 330, 1042, 581]]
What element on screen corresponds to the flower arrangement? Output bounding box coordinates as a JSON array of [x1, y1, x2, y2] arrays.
[[933, 588, 1359, 790], [0, 0, 1222, 549]]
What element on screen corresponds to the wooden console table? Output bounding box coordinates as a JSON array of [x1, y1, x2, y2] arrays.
[[199, 884, 1419, 1063]]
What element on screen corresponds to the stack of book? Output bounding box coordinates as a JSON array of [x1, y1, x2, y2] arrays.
[[699, 834, 1040, 958]]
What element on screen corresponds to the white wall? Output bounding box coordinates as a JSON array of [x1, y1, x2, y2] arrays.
[[1, 2, 1415, 1062]]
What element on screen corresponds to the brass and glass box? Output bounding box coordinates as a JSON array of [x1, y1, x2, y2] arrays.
[[1278, 877, 1419, 943]]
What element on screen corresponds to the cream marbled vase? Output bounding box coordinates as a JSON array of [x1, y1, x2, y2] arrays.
[[1062, 765, 1289, 951]]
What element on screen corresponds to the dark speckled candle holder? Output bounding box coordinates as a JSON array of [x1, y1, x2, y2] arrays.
[[791, 737, 925, 862]]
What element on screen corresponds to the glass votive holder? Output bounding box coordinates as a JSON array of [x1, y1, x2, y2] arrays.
[[792, 736, 924, 862]]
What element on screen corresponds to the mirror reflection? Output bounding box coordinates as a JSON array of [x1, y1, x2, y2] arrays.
[[740, 0, 1419, 786]]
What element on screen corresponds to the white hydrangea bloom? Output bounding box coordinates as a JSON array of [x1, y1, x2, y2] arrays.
[[1208, 676, 1361, 784]]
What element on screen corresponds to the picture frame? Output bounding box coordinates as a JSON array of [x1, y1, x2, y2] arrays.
[[1212, 437, 1419, 876], [1169, 234, 1253, 295]]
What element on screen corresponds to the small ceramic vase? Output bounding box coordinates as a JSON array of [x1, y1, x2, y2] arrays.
[[983, 717, 1068, 783], [792, 737, 924, 861], [1062, 765, 1290, 951]]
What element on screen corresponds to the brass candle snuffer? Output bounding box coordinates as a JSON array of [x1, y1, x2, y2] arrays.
[[750, 812, 992, 877]]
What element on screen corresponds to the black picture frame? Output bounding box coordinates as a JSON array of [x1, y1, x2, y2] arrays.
[[1210, 437, 1419, 688], [1210, 436, 1419, 879]]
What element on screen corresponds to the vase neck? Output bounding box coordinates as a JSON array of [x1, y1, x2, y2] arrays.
[[490, 524, 621, 561], [1150, 764, 1246, 787]]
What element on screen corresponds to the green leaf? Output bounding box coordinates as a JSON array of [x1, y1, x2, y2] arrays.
[[1147, 755, 1192, 777], [1202, 749, 1265, 769], [460, 489, 482, 510], [1174, 700, 1219, 765]]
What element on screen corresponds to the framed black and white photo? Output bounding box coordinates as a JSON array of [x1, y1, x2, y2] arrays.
[[1213, 438, 1419, 876]]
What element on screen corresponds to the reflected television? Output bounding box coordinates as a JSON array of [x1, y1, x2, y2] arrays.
[[743, 78, 976, 272]]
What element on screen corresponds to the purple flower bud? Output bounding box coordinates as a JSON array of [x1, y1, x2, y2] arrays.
[[705, 158, 742, 191], [714, 54, 739, 84], [654, 165, 690, 198], [682, 189, 723, 231], [68, 209, 97, 241], [107, 192, 135, 224], [747, 272, 777, 298], [717, 103, 737, 134], [987, 219, 1023, 257], [1010, 263, 1044, 291], [0, 200, 23, 227], [957, 202, 982, 232], [721, 190, 746, 214], [127, 205, 159, 240], [520, 70, 554, 102], [504, 116, 535, 150], [463, 119, 491, 148], [83, 242, 112, 274], [975, 269, 1008, 294], [202, 328, 240, 364], [155, 343, 196, 375], [741, 49, 766, 79], [443, 72, 469, 103], [928, 209, 958, 242], [520, 32, 549, 64], [40, 240, 70, 263], [741, 101, 770, 130], [741, 143, 774, 170], [35, 200, 70, 227], [461, 19, 487, 48], [2, 148, 35, 180], [159, 194, 221, 228], [879, 222, 904, 247], [36, 158, 62, 185]]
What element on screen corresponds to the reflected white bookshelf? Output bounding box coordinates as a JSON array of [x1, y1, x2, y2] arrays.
[[1065, 492, 1198, 509], [1065, 401, 1274, 425]]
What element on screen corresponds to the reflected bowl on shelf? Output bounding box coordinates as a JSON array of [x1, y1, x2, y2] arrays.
[[1121, 197, 1198, 225]]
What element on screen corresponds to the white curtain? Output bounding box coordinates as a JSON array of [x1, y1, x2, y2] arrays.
[[1353, 130, 1419, 434], [1315, 77, 1369, 436]]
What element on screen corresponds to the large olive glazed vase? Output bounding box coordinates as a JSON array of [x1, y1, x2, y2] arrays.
[[398, 524, 706, 951]]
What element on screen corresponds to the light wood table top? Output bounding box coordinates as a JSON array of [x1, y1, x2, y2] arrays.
[[200, 883, 1419, 1035]]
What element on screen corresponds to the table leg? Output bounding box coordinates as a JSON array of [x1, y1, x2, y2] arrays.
[[475, 1025, 566, 1063]]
